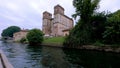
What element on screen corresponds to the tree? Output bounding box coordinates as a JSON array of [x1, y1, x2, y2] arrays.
[[103, 10, 120, 44], [91, 12, 108, 42], [64, 0, 100, 47], [1, 26, 21, 37], [27, 29, 44, 45]]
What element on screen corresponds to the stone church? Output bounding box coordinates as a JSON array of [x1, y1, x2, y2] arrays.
[[42, 5, 73, 36]]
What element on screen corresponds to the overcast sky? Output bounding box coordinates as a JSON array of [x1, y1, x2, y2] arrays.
[[0, 0, 120, 36]]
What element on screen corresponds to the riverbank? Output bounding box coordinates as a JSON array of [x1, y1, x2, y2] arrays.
[[42, 37, 64, 47], [42, 43, 120, 53], [76, 45, 120, 53], [42, 37, 120, 53], [9, 36, 120, 53], [42, 43, 63, 47], [43, 37, 64, 44]]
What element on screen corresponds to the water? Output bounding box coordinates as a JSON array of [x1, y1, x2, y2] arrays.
[[0, 41, 120, 68]]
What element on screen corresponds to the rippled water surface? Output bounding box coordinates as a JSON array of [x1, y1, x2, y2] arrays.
[[0, 41, 120, 68]]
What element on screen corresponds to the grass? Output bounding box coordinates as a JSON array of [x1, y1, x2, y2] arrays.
[[93, 41, 104, 46], [43, 37, 65, 45]]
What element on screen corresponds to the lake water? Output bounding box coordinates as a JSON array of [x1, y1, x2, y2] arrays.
[[0, 41, 120, 68]]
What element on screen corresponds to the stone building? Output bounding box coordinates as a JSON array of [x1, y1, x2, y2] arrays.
[[42, 5, 73, 36], [13, 30, 28, 41]]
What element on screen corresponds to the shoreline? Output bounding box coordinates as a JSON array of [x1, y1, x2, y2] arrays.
[[2, 40, 120, 53], [41, 43, 63, 47], [76, 45, 120, 53], [42, 43, 120, 53]]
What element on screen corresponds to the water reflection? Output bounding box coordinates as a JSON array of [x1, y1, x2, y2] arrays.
[[0, 41, 43, 68], [41, 46, 70, 68], [0, 41, 120, 68], [0, 41, 70, 68], [63, 48, 120, 68]]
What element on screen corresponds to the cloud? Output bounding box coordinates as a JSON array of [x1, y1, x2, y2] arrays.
[[0, 0, 120, 36], [99, 0, 120, 12], [6, 2, 19, 11], [0, 12, 24, 22]]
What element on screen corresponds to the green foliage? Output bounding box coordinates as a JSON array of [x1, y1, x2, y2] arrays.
[[93, 41, 104, 46], [64, 0, 100, 47], [91, 12, 108, 41], [1, 26, 21, 37], [64, 0, 120, 47], [72, 0, 100, 20], [20, 37, 27, 43], [103, 10, 120, 44], [27, 29, 44, 45]]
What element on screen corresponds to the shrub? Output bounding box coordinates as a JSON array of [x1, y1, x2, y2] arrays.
[[20, 37, 27, 43], [103, 10, 120, 44], [26, 29, 44, 45]]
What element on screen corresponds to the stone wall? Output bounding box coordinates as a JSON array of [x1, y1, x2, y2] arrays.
[[42, 4, 73, 37], [13, 31, 28, 41]]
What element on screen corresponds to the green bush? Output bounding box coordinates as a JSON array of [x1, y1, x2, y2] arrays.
[[20, 38, 27, 43], [103, 10, 120, 44], [26, 29, 44, 45]]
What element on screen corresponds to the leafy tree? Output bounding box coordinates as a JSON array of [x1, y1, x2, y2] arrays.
[[1, 26, 21, 37], [91, 12, 108, 42], [103, 10, 120, 44], [27, 29, 44, 45], [64, 0, 100, 47]]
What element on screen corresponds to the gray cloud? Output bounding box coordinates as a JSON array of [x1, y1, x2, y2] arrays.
[[99, 0, 120, 12], [0, 0, 120, 36]]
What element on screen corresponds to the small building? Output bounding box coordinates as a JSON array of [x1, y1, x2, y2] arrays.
[[13, 30, 28, 41], [62, 29, 71, 36]]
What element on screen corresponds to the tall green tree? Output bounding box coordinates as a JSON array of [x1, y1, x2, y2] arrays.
[[27, 29, 44, 45], [91, 12, 108, 41], [1, 26, 21, 37], [64, 0, 100, 47], [103, 10, 120, 44]]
